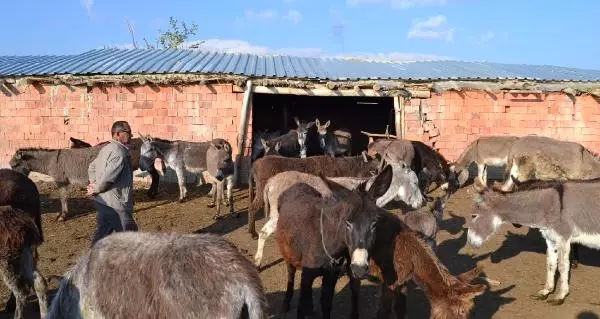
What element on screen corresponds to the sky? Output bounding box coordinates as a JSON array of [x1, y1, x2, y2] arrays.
[[1, 0, 600, 69]]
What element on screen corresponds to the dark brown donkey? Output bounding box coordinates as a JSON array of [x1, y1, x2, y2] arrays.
[[275, 164, 393, 319], [69, 136, 162, 199], [247, 153, 380, 239], [368, 211, 487, 319], [0, 169, 48, 318]]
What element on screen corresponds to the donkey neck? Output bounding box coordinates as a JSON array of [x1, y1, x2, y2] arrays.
[[488, 188, 559, 228], [153, 140, 178, 157], [26, 150, 59, 176]]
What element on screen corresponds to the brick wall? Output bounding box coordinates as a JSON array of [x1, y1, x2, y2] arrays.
[[402, 90, 600, 162], [2, 83, 600, 185], [0, 83, 253, 182]]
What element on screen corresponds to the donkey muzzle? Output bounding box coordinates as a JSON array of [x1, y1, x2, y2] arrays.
[[350, 248, 370, 279]]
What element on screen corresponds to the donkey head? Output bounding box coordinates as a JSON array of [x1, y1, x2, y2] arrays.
[[9, 150, 35, 176], [251, 130, 281, 162], [294, 116, 315, 158], [367, 161, 424, 209], [320, 164, 393, 279], [314, 118, 330, 149], [430, 271, 487, 319], [259, 138, 281, 158], [139, 134, 160, 172], [207, 140, 234, 181], [467, 190, 505, 248]]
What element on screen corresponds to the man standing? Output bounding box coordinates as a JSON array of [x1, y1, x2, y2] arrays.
[[87, 120, 139, 246]]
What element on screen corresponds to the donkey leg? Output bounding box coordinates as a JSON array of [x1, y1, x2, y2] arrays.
[[533, 234, 558, 300], [254, 217, 277, 267], [347, 264, 362, 319], [477, 163, 487, 186], [320, 266, 340, 319], [33, 269, 48, 317], [498, 160, 519, 192], [570, 243, 579, 269], [282, 263, 297, 313], [207, 181, 217, 208], [147, 167, 160, 199], [297, 267, 319, 319], [226, 175, 236, 217], [393, 286, 408, 319], [376, 284, 395, 319], [22, 246, 48, 317], [213, 181, 223, 220], [548, 240, 572, 305], [56, 186, 69, 221], [175, 167, 187, 202], [0, 261, 28, 319]]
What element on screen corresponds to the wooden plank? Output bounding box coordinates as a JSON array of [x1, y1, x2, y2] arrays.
[[233, 80, 253, 188], [393, 96, 403, 139], [253, 85, 386, 97]]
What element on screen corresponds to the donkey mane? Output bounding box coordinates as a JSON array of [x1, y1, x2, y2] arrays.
[[495, 180, 566, 211], [16, 147, 60, 152], [405, 227, 456, 288], [0, 206, 41, 260]]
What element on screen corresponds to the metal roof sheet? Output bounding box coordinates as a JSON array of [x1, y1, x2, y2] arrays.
[[1, 48, 600, 82]]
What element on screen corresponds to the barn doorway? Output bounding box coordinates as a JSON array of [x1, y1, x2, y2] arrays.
[[251, 93, 395, 158]]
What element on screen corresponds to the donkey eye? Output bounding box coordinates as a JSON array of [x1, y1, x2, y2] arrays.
[[471, 214, 478, 219], [345, 221, 353, 230]]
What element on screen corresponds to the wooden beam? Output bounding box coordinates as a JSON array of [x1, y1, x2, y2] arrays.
[[253, 85, 386, 97], [233, 80, 253, 188], [360, 130, 398, 139], [393, 96, 404, 139]]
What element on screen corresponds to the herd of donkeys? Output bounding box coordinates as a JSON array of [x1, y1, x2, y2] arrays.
[[1, 116, 600, 318]]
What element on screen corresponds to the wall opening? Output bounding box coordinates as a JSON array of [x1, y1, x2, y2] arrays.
[[251, 93, 395, 158]]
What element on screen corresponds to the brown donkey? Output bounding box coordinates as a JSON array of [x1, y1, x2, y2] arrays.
[[275, 164, 394, 319], [369, 211, 486, 319]]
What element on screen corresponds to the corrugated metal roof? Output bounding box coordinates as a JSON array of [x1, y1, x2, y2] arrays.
[[1, 48, 600, 82]]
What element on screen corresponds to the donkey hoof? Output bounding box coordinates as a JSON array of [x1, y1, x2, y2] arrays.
[[251, 232, 259, 240], [547, 298, 565, 306], [531, 292, 549, 301], [207, 203, 216, 208], [571, 261, 579, 269], [213, 215, 224, 220]]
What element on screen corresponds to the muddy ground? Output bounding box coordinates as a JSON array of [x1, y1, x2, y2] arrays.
[[1, 179, 600, 319]]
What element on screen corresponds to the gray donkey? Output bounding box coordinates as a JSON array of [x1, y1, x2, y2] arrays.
[[467, 179, 600, 305], [494, 135, 600, 192], [46, 232, 268, 319], [314, 118, 352, 157], [445, 135, 519, 190], [9, 147, 101, 221], [139, 135, 236, 219], [253, 162, 424, 266]]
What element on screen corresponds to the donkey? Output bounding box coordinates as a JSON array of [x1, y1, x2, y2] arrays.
[[46, 232, 267, 319], [275, 164, 394, 319], [368, 214, 487, 319], [139, 135, 235, 219], [0, 206, 48, 319], [315, 118, 352, 157], [259, 117, 316, 159], [494, 135, 600, 192], [247, 152, 381, 239], [368, 138, 452, 198], [251, 129, 282, 162], [467, 179, 600, 305], [9, 147, 101, 221], [0, 169, 48, 318], [397, 194, 447, 252], [445, 136, 519, 191], [69, 136, 164, 199], [253, 162, 424, 267]]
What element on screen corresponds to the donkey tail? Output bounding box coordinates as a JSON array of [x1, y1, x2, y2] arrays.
[[242, 282, 268, 319]]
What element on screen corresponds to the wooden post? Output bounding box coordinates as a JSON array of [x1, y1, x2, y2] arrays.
[[233, 80, 253, 188], [393, 96, 404, 139]]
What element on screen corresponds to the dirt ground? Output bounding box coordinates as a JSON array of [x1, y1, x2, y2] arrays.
[[2, 179, 600, 319]]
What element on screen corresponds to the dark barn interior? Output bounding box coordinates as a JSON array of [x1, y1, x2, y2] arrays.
[[251, 93, 396, 157]]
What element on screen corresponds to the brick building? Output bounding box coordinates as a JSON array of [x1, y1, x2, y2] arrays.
[[1, 48, 600, 185]]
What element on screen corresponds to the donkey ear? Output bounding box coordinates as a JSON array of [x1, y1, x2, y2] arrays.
[[294, 116, 300, 126], [274, 142, 281, 152], [223, 143, 231, 152], [315, 118, 320, 126], [361, 150, 369, 163], [366, 163, 393, 199], [260, 138, 268, 148], [456, 265, 483, 283], [324, 120, 330, 128], [306, 121, 315, 129]]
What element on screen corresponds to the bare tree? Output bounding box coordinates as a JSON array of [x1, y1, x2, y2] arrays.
[[144, 17, 201, 49]]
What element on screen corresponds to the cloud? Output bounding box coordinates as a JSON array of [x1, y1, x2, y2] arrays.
[[175, 38, 450, 62], [283, 10, 303, 24], [476, 31, 494, 46], [390, 0, 447, 9], [241, 9, 303, 24], [407, 15, 454, 42], [347, 0, 448, 9], [80, 0, 93, 14], [244, 9, 279, 21]]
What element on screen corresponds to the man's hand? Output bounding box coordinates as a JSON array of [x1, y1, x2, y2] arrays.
[[86, 184, 95, 196]]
